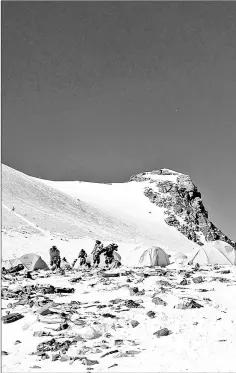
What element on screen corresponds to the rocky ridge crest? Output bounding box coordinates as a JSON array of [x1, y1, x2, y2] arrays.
[[129, 169, 235, 248]]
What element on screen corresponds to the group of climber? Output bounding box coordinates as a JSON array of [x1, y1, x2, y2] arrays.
[[49, 240, 120, 271], [91, 240, 119, 268]]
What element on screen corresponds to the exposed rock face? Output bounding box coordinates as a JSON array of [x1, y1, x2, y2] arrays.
[[131, 169, 235, 248]]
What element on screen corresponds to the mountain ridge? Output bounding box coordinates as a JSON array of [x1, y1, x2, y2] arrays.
[[2, 164, 235, 252]]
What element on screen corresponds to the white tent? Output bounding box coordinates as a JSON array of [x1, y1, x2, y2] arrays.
[[139, 246, 170, 267], [170, 252, 188, 264], [3, 254, 49, 271], [188, 240, 236, 266]]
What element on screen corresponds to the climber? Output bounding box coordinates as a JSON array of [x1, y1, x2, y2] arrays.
[[103, 243, 119, 268], [78, 249, 88, 266], [49, 245, 61, 269], [92, 240, 105, 267]]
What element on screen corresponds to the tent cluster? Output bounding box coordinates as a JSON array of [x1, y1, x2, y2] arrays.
[[2, 240, 236, 274], [187, 240, 236, 266]]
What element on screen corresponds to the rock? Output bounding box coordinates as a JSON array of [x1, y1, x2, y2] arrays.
[[97, 304, 107, 309], [146, 311, 156, 318], [55, 322, 69, 331], [130, 320, 139, 328], [1, 351, 9, 355], [175, 299, 203, 309], [129, 287, 139, 295], [115, 350, 140, 358], [33, 331, 52, 337], [124, 300, 140, 308], [220, 270, 231, 274], [108, 364, 118, 369], [193, 276, 204, 284], [14, 340, 22, 345], [110, 298, 123, 305], [179, 279, 188, 286], [60, 355, 71, 362], [142, 172, 235, 248], [114, 339, 124, 346], [2, 312, 24, 324], [102, 313, 116, 318], [51, 354, 60, 361], [82, 357, 99, 365], [152, 297, 167, 306], [153, 328, 171, 337], [70, 277, 82, 283]]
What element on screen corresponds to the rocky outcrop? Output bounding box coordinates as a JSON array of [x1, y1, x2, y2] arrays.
[[141, 170, 235, 248], [129, 173, 150, 182], [129, 168, 179, 182]]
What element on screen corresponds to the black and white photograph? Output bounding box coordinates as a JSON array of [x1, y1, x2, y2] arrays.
[[1, 1, 236, 372]]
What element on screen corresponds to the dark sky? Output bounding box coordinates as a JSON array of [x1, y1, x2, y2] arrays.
[[2, 2, 236, 239]]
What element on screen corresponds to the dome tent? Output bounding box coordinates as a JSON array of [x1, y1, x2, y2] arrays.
[[4, 254, 49, 271], [139, 246, 170, 267], [171, 252, 188, 264], [188, 240, 236, 266]]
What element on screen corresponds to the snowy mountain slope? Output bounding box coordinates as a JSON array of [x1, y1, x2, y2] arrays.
[[2, 165, 201, 260], [1, 164, 153, 244], [40, 167, 235, 249], [36, 169, 204, 253]]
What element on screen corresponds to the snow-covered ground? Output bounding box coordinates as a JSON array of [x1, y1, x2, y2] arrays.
[[2, 265, 236, 372], [2, 164, 236, 372]]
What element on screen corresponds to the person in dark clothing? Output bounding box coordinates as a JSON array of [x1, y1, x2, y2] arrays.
[[49, 246, 61, 269], [78, 249, 87, 266], [92, 240, 105, 267], [104, 243, 119, 267]]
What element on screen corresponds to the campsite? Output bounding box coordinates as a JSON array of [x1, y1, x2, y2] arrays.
[[2, 3, 236, 370], [2, 240, 236, 372]]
